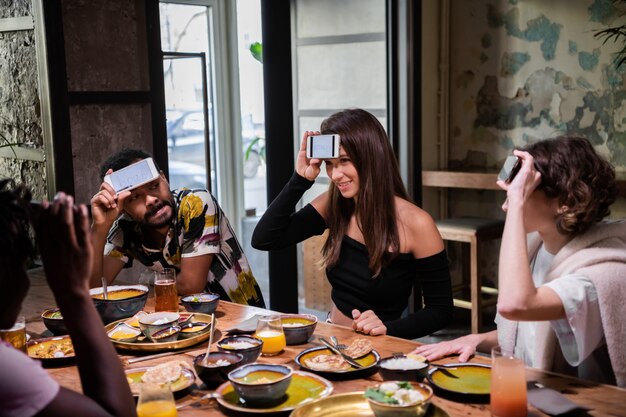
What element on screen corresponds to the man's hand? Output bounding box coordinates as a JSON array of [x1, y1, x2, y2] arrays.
[[352, 309, 387, 336], [90, 170, 130, 229], [36, 193, 94, 298]]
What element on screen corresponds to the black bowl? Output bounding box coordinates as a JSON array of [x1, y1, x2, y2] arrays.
[[216, 335, 263, 365], [89, 285, 149, 324], [194, 352, 244, 388], [181, 293, 220, 314], [41, 308, 68, 335], [377, 355, 429, 382], [280, 313, 317, 345]]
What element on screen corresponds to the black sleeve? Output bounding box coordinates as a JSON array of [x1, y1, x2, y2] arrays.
[[251, 172, 327, 250], [384, 250, 454, 339]]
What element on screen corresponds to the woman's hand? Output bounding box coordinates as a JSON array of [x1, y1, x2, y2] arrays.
[[411, 333, 483, 362], [296, 130, 323, 181], [352, 309, 387, 336], [90, 170, 130, 228], [497, 150, 542, 209]]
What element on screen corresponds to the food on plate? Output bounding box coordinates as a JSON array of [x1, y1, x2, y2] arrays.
[[124, 311, 147, 328], [365, 381, 426, 406], [91, 288, 146, 300], [203, 358, 231, 367], [233, 369, 286, 384], [380, 356, 428, 370], [139, 360, 192, 384], [45, 310, 63, 319], [343, 338, 373, 359], [28, 337, 75, 359], [304, 353, 351, 371], [406, 353, 428, 363]]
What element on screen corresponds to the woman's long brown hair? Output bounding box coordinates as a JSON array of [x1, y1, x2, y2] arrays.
[[320, 109, 410, 276]]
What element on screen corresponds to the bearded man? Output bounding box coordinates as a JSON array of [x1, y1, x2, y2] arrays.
[[90, 149, 265, 307]]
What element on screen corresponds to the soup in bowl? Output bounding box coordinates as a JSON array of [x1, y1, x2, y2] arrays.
[[89, 285, 149, 324], [280, 313, 317, 345]]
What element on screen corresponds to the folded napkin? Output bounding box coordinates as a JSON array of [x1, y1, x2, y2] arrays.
[[224, 315, 262, 334], [527, 382, 591, 416]]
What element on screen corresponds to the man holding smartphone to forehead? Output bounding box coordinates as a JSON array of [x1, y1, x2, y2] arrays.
[[89, 149, 265, 308]]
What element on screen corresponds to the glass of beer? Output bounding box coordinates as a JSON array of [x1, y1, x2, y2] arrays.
[[154, 268, 179, 312], [0, 315, 27, 353], [491, 345, 527, 417], [255, 315, 286, 356], [136, 382, 177, 417]]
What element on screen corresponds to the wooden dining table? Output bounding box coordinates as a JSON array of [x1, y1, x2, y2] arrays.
[[22, 267, 626, 417]]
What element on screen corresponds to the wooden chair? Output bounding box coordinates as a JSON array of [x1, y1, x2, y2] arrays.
[[435, 217, 504, 333], [303, 231, 332, 312]]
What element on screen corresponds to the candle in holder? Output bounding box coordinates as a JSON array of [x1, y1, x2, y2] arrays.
[[490, 346, 527, 417]]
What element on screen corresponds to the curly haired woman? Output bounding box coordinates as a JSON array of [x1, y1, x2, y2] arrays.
[[252, 108, 453, 339], [413, 136, 626, 387]]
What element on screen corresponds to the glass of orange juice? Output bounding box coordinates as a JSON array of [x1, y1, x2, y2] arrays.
[[154, 268, 179, 312], [490, 346, 527, 417], [255, 315, 286, 356], [136, 383, 178, 417]]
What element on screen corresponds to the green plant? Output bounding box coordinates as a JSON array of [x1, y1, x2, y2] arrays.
[[594, 0, 626, 68], [249, 41, 263, 64]]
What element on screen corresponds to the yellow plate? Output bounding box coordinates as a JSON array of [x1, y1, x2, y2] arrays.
[[216, 370, 332, 413], [27, 335, 75, 366], [289, 392, 450, 417], [295, 346, 379, 378], [427, 363, 491, 400], [125, 366, 195, 396], [104, 313, 215, 352]]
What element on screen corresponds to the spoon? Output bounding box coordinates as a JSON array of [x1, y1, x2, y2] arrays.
[[203, 313, 215, 366], [101, 276, 109, 300]]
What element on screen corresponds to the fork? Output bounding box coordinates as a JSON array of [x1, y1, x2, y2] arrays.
[[330, 335, 348, 351]]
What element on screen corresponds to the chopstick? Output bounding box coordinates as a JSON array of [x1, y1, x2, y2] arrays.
[[125, 350, 188, 365]]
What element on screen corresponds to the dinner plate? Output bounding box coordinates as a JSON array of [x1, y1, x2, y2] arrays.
[[215, 370, 333, 414], [125, 366, 195, 396], [104, 312, 215, 352], [27, 335, 75, 366], [427, 363, 491, 403], [294, 346, 380, 379], [289, 391, 450, 417]]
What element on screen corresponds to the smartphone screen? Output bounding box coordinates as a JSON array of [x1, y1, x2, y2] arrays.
[[307, 134, 340, 159], [498, 155, 521, 183], [106, 159, 159, 193]]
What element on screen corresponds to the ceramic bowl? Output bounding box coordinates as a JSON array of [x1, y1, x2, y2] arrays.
[[377, 355, 429, 382], [151, 325, 181, 343], [365, 381, 433, 417], [178, 321, 210, 339], [89, 285, 148, 324], [216, 335, 263, 365], [41, 308, 68, 335], [280, 313, 317, 345], [180, 293, 220, 314], [138, 312, 180, 341], [107, 322, 142, 343], [227, 363, 293, 405], [193, 352, 244, 388]]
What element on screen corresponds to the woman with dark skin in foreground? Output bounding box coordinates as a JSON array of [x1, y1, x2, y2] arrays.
[[0, 180, 136, 417]]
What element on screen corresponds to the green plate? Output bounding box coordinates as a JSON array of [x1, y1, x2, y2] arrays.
[[289, 392, 450, 417], [427, 363, 491, 401], [295, 346, 379, 379], [215, 370, 333, 413], [125, 366, 195, 396]]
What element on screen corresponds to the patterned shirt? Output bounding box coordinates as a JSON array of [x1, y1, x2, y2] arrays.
[[104, 188, 265, 307]]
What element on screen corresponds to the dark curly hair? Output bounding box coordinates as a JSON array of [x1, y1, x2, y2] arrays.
[[524, 137, 618, 236], [98, 149, 160, 180], [0, 179, 34, 265]]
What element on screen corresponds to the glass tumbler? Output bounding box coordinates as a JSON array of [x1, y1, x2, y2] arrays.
[[490, 345, 527, 417], [154, 268, 179, 312], [255, 314, 286, 356]]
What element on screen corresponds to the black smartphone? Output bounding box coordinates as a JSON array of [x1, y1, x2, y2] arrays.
[[498, 155, 522, 183]]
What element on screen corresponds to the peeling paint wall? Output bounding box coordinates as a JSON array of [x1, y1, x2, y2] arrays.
[[0, 0, 47, 199]]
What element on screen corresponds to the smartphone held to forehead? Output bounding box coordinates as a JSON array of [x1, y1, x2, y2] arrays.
[[498, 155, 522, 183], [306, 134, 341, 159], [103, 157, 160, 193]]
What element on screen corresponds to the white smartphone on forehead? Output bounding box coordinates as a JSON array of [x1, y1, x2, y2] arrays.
[[103, 157, 160, 194], [306, 134, 341, 159]]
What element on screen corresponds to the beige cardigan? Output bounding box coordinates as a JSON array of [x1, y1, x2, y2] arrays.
[[498, 220, 626, 387]]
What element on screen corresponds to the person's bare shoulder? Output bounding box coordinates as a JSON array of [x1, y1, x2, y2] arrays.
[[310, 191, 330, 222], [395, 197, 443, 258]]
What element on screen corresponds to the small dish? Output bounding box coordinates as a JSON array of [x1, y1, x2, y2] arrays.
[[179, 321, 210, 339], [151, 325, 181, 343], [124, 311, 148, 328], [193, 352, 244, 388], [365, 381, 433, 417], [138, 312, 180, 341], [41, 308, 68, 335], [27, 335, 75, 366], [181, 293, 220, 314], [227, 363, 293, 405], [107, 322, 142, 343], [280, 313, 318, 345], [217, 335, 263, 365], [427, 363, 491, 403], [295, 346, 380, 379], [125, 365, 195, 396], [378, 355, 429, 382]]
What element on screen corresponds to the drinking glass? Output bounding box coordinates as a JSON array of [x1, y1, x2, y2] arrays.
[[491, 346, 527, 417], [0, 315, 27, 353], [255, 315, 286, 356], [154, 268, 179, 312], [136, 383, 178, 417]]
